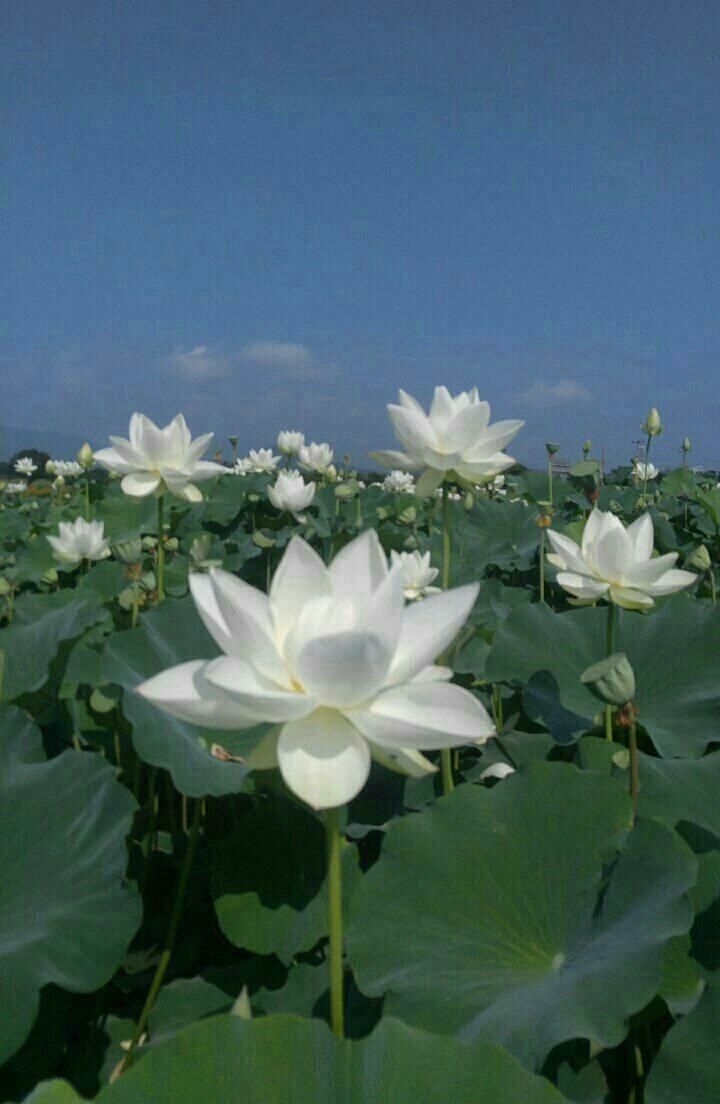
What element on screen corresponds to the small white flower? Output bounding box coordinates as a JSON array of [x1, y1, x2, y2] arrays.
[[5, 481, 28, 494], [298, 442, 334, 474], [390, 550, 441, 600], [14, 457, 37, 476], [267, 471, 316, 516], [633, 461, 659, 481], [248, 448, 281, 474], [47, 517, 111, 566], [384, 470, 416, 494], [277, 430, 305, 456], [547, 508, 696, 609], [94, 412, 225, 502]]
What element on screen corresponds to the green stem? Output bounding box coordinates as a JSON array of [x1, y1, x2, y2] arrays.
[[539, 528, 546, 603], [118, 799, 202, 1074], [325, 806, 345, 1038], [629, 721, 639, 821], [156, 495, 165, 602], [605, 602, 616, 741], [439, 484, 454, 794]]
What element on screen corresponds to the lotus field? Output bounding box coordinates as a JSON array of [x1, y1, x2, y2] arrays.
[[3, 392, 720, 1104]]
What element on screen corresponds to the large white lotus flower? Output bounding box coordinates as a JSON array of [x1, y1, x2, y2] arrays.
[[267, 471, 316, 517], [277, 430, 305, 456], [47, 517, 111, 566], [383, 470, 416, 494], [137, 530, 494, 809], [547, 509, 696, 609], [248, 448, 281, 474], [371, 387, 524, 495], [298, 442, 334, 474], [14, 457, 37, 476], [94, 413, 225, 502], [633, 461, 659, 481], [390, 550, 441, 600]]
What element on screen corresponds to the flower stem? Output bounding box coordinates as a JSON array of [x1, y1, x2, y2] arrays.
[[156, 494, 165, 602], [629, 721, 639, 821], [117, 799, 201, 1075], [605, 602, 616, 741], [324, 806, 345, 1038], [439, 484, 454, 794]]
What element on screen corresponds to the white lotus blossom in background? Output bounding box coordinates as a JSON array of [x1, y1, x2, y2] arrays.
[[94, 413, 225, 502], [53, 460, 84, 478], [267, 471, 316, 517], [14, 457, 37, 476], [633, 461, 659, 482], [277, 430, 305, 456], [5, 481, 28, 494], [371, 387, 524, 496], [547, 509, 696, 609], [383, 470, 416, 494], [390, 550, 441, 600], [298, 442, 334, 474], [247, 448, 281, 474], [137, 529, 494, 809], [47, 517, 111, 566]]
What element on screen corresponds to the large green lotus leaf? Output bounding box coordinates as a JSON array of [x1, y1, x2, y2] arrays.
[[645, 974, 720, 1104], [347, 763, 696, 1069], [0, 591, 107, 701], [101, 596, 259, 797], [422, 498, 540, 581], [486, 602, 720, 757], [212, 795, 361, 964], [0, 721, 141, 1065], [93, 1014, 566, 1103]]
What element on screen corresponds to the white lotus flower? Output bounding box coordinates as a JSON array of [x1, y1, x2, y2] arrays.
[[136, 530, 494, 809], [547, 509, 696, 609], [267, 471, 316, 516], [277, 430, 305, 456], [633, 461, 659, 481], [383, 470, 416, 494], [390, 550, 441, 600], [298, 442, 334, 474], [5, 481, 27, 494], [371, 387, 524, 495], [47, 517, 111, 566], [248, 448, 281, 474], [94, 413, 225, 502], [14, 457, 37, 476]]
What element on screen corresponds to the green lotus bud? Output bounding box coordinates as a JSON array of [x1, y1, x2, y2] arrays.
[[545, 441, 560, 457], [686, 544, 711, 572], [582, 439, 591, 457], [581, 653, 636, 707], [642, 407, 662, 436], [45, 460, 56, 476], [682, 436, 691, 454], [77, 442, 94, 469]]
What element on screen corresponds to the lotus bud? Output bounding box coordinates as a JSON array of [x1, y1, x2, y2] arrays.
[[545, 441, 560, 457], [686, 544, 711, 573], [682, 437, 691, 454], [77, 442, 94, 469], [45, 460, 56, 476], [582, 439, 591, 458], [581, 653, 636, 707], [642, 407, 662, 436]]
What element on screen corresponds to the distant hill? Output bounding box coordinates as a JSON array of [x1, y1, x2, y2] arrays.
[[0, 424, 99, 463]]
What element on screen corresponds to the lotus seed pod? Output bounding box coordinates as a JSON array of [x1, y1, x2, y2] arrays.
[[686, 544, 711, 572], [545, 441, 560, 457], [77, 442, 94, 469], [581, 653, 636, 707], [45, 460, 56, 475], [642, 407, 662, 436], [682, 436, 691, 454]]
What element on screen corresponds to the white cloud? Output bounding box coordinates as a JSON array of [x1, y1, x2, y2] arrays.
[[168, 345, 228, 380], [240, 341, 313, 371], [521, 379, 592, 404]]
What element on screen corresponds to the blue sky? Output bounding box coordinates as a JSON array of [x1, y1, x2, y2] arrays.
[[2, 0, 719, 469]]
